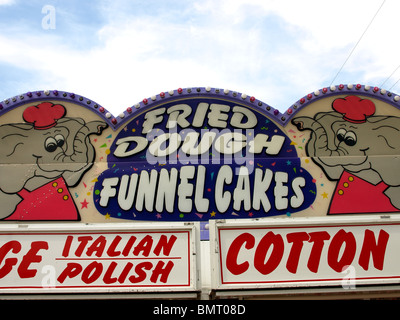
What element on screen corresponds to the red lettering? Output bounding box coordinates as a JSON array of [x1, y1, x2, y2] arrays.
[[133, 235, 153, 257], [328, 229, 356, 272], [103, 261, 118, 284], [57, 263, 82, 283], [226, 233, 255, 275], [107, 236, 122, 257], [0, 241, 21, 278], [358, 229, 389, 271], [75, 236, 93, 257], [86, 236, 106, 257], [224, 228, 390, 278], [153, 235, 177, 256], [82, 261, 103, 284], [118, 262, 134, 283], [254, 231, 284, 275], [62, 236, 73, 257], [122, 236, 137, 256], [17, 241, 48, 278], [307, 231, 330, 273], [286, 232, 309, 273], [130, 262, 153, 283], [150, 260, 174, 283]]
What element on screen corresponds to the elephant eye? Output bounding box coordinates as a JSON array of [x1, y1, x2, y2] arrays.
[[344, 131, 357, 146], [336, 128, 346, 142], [55, 134, 65, 148], [44, 137, 58, 153]]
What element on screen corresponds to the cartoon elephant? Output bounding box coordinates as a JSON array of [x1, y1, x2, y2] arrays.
[[0, 102, 108, 220], [292, 95, 400, 214]]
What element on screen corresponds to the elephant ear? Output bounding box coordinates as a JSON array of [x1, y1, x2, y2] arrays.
[[367, 116, 400, 187], [0, 123, 36, 193], [368, 116, 400, 155]]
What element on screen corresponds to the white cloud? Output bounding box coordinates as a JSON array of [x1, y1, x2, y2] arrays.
[[1, 0, 400, 116], [0, 0, 15, 5]]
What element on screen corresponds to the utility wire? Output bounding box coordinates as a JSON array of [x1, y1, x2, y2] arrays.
[[380, 63, 400, 88], [330, 0, 386, 86], [389, 77, 400, 91]]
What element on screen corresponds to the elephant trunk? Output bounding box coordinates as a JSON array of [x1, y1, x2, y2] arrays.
[[61, 120, 108, 169], [292, 116, 346, 158]]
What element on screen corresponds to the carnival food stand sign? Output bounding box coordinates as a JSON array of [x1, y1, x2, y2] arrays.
[[2, 83, 400, 297], [2, 85, 400, 222], [210, 216, 400, 296], [0, 222, 200, 295]]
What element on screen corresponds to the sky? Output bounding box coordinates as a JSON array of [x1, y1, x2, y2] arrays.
[[0, 0, 399, 115]]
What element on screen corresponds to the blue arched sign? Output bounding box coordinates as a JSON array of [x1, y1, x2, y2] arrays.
[[93, 92, 316, 221]]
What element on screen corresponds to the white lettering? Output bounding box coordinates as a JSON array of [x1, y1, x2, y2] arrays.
[[215, 165, 233, 213], [166, 104, 192, 129], [99, 177, 119, 207], [135, 170, 158, 211], [233, 167, 251, 211], [274, 172, 289, 210], [208, 104, 230, 128], [290, 177, 306, 208], [114, 136, 148, 157], [248, 134, 285, 155], [252, 168, 273, 211], [214, 132, 247, 155], [231, 106, 258, 128], [98, 166, 306, 214], [118, 174, 138, 210], [177, 166, 195, 213], [142, 107, 165, 134], [194, 165, 209, 212], [155, 168, 178, 213], [148, 133, 182, 157]]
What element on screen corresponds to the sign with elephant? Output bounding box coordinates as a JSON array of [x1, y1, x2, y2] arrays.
[[1, 85, 400, 222]]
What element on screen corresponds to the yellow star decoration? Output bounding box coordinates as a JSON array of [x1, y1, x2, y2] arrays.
[[105, 213, 111, 219], [210, 211, 216, 217], [321, 192, 329, 199]]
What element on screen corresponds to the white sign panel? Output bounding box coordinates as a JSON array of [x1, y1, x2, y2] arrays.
[[211, 216, 400, 291], [0, 223, 199, 294]]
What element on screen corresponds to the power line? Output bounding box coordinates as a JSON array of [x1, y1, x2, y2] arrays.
[[330, 0, 386, 86], [380, 63, 400, 88], [389, 77, 400, 91]]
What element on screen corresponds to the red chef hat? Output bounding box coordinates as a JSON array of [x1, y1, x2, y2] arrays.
[[332, 95, 375, 123], [23, 102, 66, 130]]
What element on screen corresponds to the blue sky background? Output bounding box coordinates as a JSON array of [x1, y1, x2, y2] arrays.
[[0, 0, 399, 115]]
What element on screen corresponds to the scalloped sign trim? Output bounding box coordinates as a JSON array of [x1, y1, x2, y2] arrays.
[[2, 85, 400, 130]]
